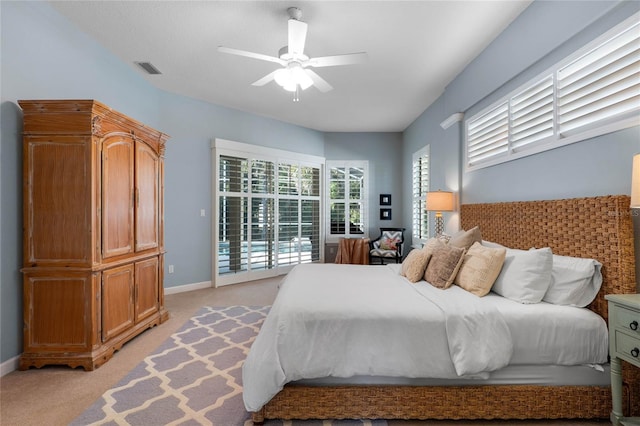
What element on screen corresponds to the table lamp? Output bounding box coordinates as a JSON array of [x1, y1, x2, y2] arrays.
[[426, 190, 454, 237]]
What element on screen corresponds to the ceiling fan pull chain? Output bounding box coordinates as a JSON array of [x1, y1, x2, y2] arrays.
[[293, 85, 300, 102]]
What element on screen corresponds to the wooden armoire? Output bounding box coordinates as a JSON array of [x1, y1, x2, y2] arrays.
[[19, 100, 169, 371]]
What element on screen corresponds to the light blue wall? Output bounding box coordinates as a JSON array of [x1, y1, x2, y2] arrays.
[[458, 0, 640, 202], [0, 1, 324, 364], [404, 0, 639, 210], [403, 96, 462, 245], [403, 0, 640, 285], [445, 1, 629, 114], [324, 132, 403, 237], [1, 0, 159, 366], [158, 93, 324, 288], [455, 0, 640, 289]]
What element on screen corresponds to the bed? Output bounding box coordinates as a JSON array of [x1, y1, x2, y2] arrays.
[[245, 195, 639, 422]]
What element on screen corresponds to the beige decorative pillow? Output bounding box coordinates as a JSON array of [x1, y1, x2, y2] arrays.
[[455, 241, 507, 297], [422, 237, 446, 255], [448, 226, 482, 250], [424, 244, 466, 289], [401, 249, 432, 283]]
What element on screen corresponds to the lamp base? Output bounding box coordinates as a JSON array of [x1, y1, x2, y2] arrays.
[[435, 216, 444, 237]]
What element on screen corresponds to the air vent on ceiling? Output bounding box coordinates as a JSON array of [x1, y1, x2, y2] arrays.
[[135, 61, 162, 75]]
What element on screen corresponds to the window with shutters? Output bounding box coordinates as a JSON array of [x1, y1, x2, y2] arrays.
[[412, 146, 430, 245], [467, 102, 509, 167], [213, 139, 323, 286], [326, 161, 368, 241], [465, 12, 639, 171]]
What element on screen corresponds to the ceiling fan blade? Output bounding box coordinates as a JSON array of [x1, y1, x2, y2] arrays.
[[306, 52, 368, 68], [288, 19, 307, 56], [305, 69, 333, 93], [251, 70, 279, 87], [218, 46, 286, 66]]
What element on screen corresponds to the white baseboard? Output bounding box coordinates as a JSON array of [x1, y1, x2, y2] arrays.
[[1, 355, 20, 377], [164, 280, 212, 295]]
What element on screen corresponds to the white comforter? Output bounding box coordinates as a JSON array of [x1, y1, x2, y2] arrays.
[[242, 263, 514, 412]]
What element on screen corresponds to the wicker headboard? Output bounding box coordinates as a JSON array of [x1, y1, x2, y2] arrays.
[[460, 195, 636, 323]]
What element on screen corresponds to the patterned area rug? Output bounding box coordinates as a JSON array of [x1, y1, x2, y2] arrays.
[[72, 306, 387, 426]]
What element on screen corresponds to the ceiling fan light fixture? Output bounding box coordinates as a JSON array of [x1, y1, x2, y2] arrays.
[[274, 64, 313, 92], [219, 6, 366, 97], [294, 67, 313, 90], [274, 68, 293, 88], [283, 83, 297, 92]]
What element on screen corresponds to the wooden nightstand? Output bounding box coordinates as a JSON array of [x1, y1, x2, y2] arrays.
[[606, 294, 640, 426]]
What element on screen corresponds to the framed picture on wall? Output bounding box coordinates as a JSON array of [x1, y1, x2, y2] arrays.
[[380, 194, 391, 206], [380, 208, 392, 220]]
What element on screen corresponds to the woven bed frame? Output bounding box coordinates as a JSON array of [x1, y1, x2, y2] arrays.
[[251, 195, 639, 423]]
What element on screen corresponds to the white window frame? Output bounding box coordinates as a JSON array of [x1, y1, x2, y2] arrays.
[[212, 139, 325, 286], [325, 160, 369, 243], [412, 145, 430, 246], [465, 12, 640, 171]]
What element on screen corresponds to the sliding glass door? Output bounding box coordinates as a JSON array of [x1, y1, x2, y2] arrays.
[[214, 140, 323, 286]]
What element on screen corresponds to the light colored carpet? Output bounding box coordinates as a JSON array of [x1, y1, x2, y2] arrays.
[[71, 305, 387, 426], [71, 306, 268, 425]]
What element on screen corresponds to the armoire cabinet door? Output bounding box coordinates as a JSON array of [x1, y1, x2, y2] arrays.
[[25, 137, 91, 266], [101, 264, 134, 342], [135, 257, 159, 322], [102, 136, 135, 259], [135, 141, 159, 252], [24, 273, 94, 349]]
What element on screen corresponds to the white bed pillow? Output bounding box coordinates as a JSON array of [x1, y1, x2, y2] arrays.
[[543, 254, 603, 307], [491, 247, 553, 304]]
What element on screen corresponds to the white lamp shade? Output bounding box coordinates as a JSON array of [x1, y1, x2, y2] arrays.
[[274, 68, 294, 88], [274, 64, 313, 92], [283, 82, 297, 92], [292, 67, 313, 90], [632, 153, 640, 208], [426, 191, 454, 212]]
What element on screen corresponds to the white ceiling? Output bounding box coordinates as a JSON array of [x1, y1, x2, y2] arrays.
[[49, 1, 531, 132]]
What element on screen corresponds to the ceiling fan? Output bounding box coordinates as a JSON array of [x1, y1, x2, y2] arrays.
[[218, 7, 368, 101]]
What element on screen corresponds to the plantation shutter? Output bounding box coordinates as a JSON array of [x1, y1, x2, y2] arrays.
[[277, 162, 322, 266], [218, 156, 248, 274], [348, 167, 366, 235], [300, 166, 321, 262], [216, 147, 322, 283], [464, 14, 639, 171], [251, 159, 274, 194], [412, 148, 429, 242], [466, 102, 509, 167], [326, 162, 367, 238], [510, 75, 554, 151], [557, 21, 640, 137], [300, 199, 320, 262], [249, 159, 275, 271]]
